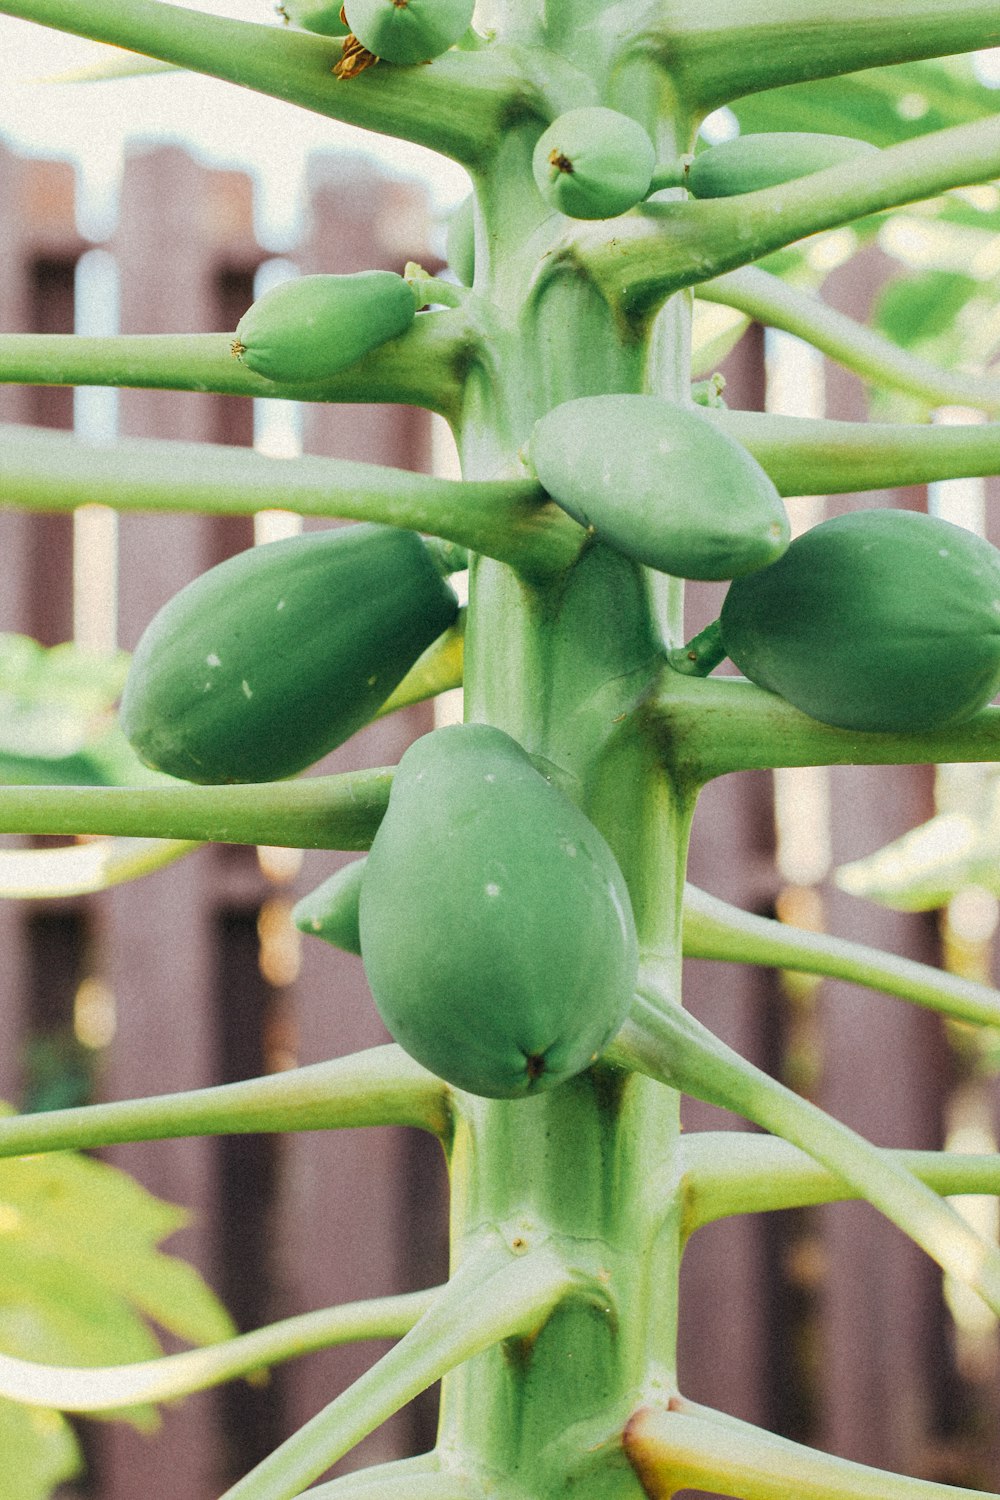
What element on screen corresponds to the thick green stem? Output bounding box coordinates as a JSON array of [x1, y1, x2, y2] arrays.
[[0, 0, 528, 167], [0, 424, 582, 579], [624, 1399, 1000, 1500], [579, 114, 1000, 318], [702, 408, 1000, 495], [698, 268, 1000, 416], [0, 1046, 450, 1151], [0, 769, 392, 849], [0, 317, 470, 418], [682, 883, 1000, 1027], [656, 673, 1000, 784], [682, 1133, 1000, 1231], [646, 0, 1000, 114], [0, 1289, 436, 1411]]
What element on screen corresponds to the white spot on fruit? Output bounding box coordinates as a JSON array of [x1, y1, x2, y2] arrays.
[[241, 680, 253, 699], [485, 882, 501, 897], [276, 599, 286, 611], [206, 652, 221, 667]]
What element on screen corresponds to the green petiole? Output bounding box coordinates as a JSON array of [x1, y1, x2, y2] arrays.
[[698, 266, 1000, 416], [0, 1045, 450, 1150], [613, 978, 1000, 1318], [0, 423, 582, 579]]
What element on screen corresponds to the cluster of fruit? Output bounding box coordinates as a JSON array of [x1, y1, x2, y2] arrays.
[[117, 9, 1000, 1097]]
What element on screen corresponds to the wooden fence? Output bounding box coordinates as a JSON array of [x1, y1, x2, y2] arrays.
[[0, 139, 996, 1498]]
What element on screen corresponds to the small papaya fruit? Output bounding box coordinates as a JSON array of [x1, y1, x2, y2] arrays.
[[359, 723, 638, 1099], [528, 394, 789, 580], [342, 0, 474, 64], [294, 858, 366, 955], [685, 132, 877, 198], [532, 108, 656, 220], [232, 271, 419, 384], [120, 525, 459, 784], [720, 508, 1000, 733], [278, 0, 350, 35]]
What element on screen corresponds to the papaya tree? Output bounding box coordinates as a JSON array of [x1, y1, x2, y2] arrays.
[[3, 2, 1000, 1498]]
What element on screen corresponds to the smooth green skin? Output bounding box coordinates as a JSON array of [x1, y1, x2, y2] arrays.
[[293, 858, 367, 955], [359, 724, 638, 1099], [342, 0, 474, 64], [233, 273, 418, 385], [277, 0, 349, 36], [120, 525, 458, 784], [721, 508, 1000, 733], [529, 395, 790, 581], [532, 108, 657, 221], [684, 131, 878, 198]]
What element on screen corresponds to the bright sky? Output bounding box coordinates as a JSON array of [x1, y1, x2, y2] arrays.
[[0, 0, 472, 246]]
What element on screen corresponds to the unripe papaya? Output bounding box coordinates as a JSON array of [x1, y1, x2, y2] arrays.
[[359, 723, 638, 1099], [532, 108, 656, 220], [685, 132, 877, 198], [294, 858, 366, 954], [720, 508, 1000, 733], [278, 0, 349, 35], [120, 525, 459, 784], [232, 272, 418, 384], [342, 0, 474, 64], [529, 394, 789, 581]]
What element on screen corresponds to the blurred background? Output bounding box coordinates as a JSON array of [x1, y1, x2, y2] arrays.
[[2, 6, 1000, 1497]]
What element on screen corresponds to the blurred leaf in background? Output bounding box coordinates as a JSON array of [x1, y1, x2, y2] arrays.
[[0, 1129, 235, 1498]]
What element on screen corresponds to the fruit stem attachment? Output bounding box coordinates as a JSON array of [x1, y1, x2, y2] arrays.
[[579, 112, 1000, 319], [665, 618, 726, 678], [0, 0, 523, 168], [422, 537, 470, 576]]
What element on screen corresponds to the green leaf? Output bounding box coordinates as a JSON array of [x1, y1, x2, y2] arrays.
[[0, 1398, 81, 1500], [0, 1149, 235, 1348], [0, 1140, 234, 1441], [0, 635, 127, 761], [874, 267, 982, 347], [730, 56, 1000, 147]]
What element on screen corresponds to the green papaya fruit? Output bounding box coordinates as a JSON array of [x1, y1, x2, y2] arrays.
[[529, 394, 789, 581], [445, 192, 475, 287], [532, 108, 656, 220], [720, 508, 1000, 733], [278, 0, 350, 35], [294, 858, 366, 954], [359, 723, 638, 1099], [232, 272, 418, 384], [684, 132, 878, 198], [342, 0, 474, 64], [120, 525, 459, 784]]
